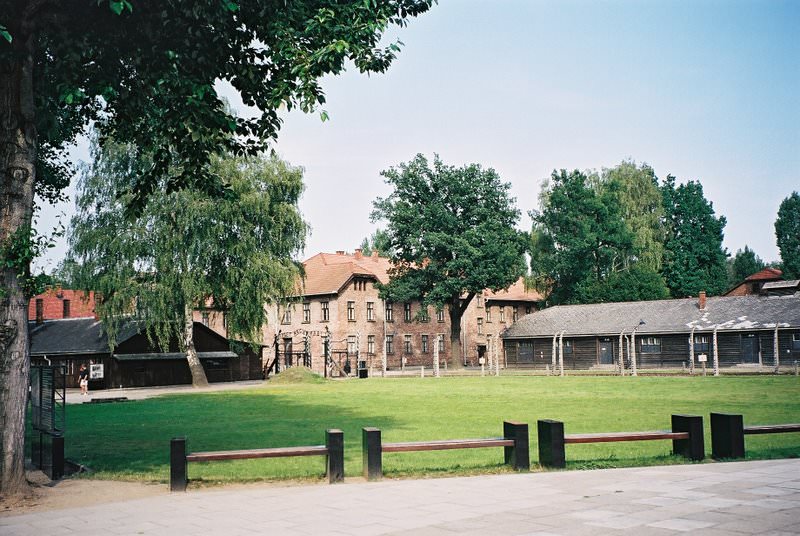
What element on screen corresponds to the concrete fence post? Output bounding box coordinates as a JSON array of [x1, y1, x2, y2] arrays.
[[711, 413, 745, 459], [362, 427, 382, 481], [326, 429, 344, 484], [537, 420, 566, 468], [51, 434, 65, 480], [170, 437, 188, 492], [503, 421, 530, 471], [671, 414, 704, 461]]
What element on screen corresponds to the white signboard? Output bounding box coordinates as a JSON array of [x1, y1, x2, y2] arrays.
[[697, 354, 708, 363], [90, 364, 104, 380]]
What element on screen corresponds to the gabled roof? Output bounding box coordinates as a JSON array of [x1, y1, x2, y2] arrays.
[[485, 278, 544, 303], [296, 251, 392, 297], [502, 294, 800, 339]]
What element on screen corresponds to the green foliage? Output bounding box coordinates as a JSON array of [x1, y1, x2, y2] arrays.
[[575, 265, 670, 304], [775, 191, 800, 279], [0, 220, 63, 298], [530, 169, 634, 304], [2, 0, 435, 211], [728, 245, 766, 287], [598, 161, 664, 272], [661, 176, 729, 297], [358, 229, 392, 257], [61, 376, 800, 482], [372, 154, 527, 315], [66, 135, 307, 351]]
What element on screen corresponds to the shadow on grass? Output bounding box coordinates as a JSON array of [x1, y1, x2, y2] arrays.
[[63, 387, 399, 483]]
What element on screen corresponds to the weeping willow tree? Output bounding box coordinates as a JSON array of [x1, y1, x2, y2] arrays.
[[67, 137, 307, 386]]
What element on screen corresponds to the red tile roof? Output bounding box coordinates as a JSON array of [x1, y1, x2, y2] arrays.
[[485, 278, 544, 303], [745, 267, 783, 281]]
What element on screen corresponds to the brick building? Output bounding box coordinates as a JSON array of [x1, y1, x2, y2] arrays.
[[263, 250, 543, 375], [724, 267, 784, 296], [28, 288, 97, 322]]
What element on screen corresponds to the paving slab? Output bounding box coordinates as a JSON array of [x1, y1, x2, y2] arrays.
[[2, 459, 800, 535]]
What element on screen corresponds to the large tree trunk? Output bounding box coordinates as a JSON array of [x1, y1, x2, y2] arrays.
[[448, 293, 475, 369], [183, 305, 209, 387], [0, 31, 37, 497]]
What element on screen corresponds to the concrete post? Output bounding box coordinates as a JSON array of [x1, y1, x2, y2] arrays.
[[362, 427, 382, 480], [713, 328, 719, 376], [537, 420, 566, 468], [170, 437, 188, 492], [558, 331, 564, 377], [774, 325, 780, 373], [326, 429, 344, 484], [671, 414, 704, 461], [631, 329, 638, 376], [689, 328, 695, 375], [503, 421, 530, 471], [711, 413, 745, 459]]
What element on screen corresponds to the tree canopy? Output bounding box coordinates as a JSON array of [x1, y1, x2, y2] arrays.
[[775, 192, 800, 279], [372, 154, 527, 364], [358, 229, 393, 257], [661, 176, 729, 297], [728, 245, 766, 287], [67, 136, 307, 386]]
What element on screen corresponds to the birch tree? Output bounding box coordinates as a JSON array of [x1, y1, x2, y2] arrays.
[[67, 138, 307, 387]]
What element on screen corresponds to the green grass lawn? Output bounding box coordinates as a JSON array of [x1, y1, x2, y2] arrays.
[[63, 374, 800, 485]]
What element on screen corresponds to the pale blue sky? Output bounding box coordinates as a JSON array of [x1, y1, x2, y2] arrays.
[[37, 0, 799, 271]]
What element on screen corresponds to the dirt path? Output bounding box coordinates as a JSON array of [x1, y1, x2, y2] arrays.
[[0, 471, 166, 517]]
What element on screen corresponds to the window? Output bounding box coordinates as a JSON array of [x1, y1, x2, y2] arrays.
[[420, 307, 429, 323], [486, 307, 492, 323], [404, 334, 412, 354], [404, 303, 412, 322], [562, 340, 573, 354], [477, 318, 483, 335], [437, 308, 445, 322], [281, 306, 291, 324], [347, 335, 357, 355], [354, 279, 367, 291], [223, 313, 227, 329], [367, 302, 375, 321], [512, 306, 518, 323], [793, 333, 800, 351], [201, 312, 209, 326], [321, 301, 329, 322], [385, 302, 394, 322], [421, 335, 429, 353], [303, 302, 311, 323], [499, 306, 506, 323], [438, 335, 444, 353], [525, 306, 532, 315], [35, 299, 43, 323], [385, 335, 394, 354], [347, 301, 355, 321], [367, 335, 375, 355], [693, 335, 710, 353], [62, 299, 71, 318], [477, 294, 483, 308], [640, 336, 662, 353]]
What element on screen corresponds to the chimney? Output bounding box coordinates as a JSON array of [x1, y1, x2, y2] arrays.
[[372, 250, 379, 261], [354, 248, 363, 260], [698, 291, 706, 310]]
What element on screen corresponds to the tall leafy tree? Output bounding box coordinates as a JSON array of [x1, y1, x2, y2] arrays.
[[661, 176, 728, 297], [775, 192, 800, 279], [372, 154, 527, 366], [0, 0, 432, 494], [728, 245, 766, 286], [529, 169, 634, 304], [599, 160, 665, 272], [358, 229, 393, 257], [68, 137, 307, 387]]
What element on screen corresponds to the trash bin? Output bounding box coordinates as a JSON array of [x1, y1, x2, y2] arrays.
[[358, 360, 368, 379]]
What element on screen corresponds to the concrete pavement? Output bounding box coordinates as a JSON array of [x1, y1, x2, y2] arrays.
[[2, 458, 799, 535]]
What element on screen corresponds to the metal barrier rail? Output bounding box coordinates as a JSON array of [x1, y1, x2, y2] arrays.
[[170, 429, 343, 491], [538, 415, 704, 468], [362, 421, 529, 480]]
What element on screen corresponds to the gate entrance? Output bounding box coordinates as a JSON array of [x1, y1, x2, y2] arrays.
[[29, 365, 66, 479]]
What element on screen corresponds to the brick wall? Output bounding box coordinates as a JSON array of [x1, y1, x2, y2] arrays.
[[28, 288, 96, 321]]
